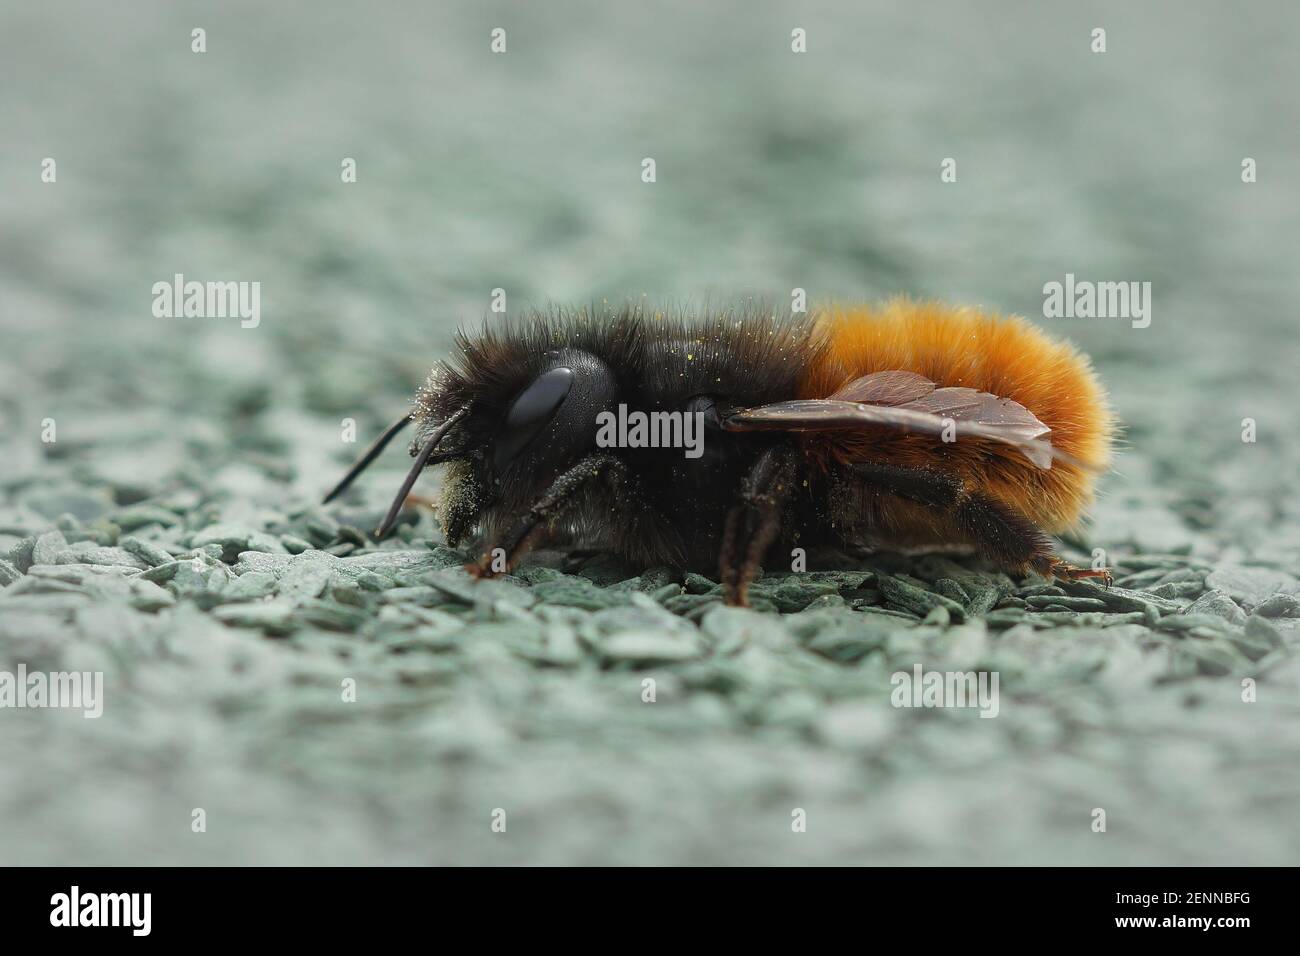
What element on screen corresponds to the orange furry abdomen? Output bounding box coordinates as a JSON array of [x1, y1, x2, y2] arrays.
[[801, 299, 1115, 533]]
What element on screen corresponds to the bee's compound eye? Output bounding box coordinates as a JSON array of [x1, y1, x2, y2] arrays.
[[493, 366, 574, 470]]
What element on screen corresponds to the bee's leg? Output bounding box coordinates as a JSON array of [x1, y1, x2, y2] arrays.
[[719, 446, 799, 607], [1044, 561, 1113, 587], [847, 462, 1109, 583], [952, 491, 1057, 572], [468, 453, 628, 578]]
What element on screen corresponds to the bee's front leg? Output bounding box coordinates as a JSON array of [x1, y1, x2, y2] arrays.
[[467, 454, 627, 579]]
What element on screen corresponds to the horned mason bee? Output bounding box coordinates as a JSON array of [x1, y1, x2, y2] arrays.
[[324, 299, 1115, 607]]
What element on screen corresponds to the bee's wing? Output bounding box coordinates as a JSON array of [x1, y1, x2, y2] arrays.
[[723, 373, 1084, 471], [828, 369, 936, 405]]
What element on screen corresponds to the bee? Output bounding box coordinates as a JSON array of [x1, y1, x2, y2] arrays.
[[324, 299, 1115, 607]]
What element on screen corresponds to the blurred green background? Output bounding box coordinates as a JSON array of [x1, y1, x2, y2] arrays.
[[1, 1, 1298, 864]]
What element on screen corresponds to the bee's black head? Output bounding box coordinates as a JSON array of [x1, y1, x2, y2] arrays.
[[405, 310, 638, 545]]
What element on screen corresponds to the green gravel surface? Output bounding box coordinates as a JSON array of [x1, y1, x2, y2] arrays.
[[2, 1, 1299, 865]]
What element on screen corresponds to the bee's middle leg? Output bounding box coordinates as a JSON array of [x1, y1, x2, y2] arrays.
[[719, 445, 798, 607]]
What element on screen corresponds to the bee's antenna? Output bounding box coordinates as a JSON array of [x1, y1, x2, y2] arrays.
[[374, 406, 470, 540], [322, 412, 415, 505]]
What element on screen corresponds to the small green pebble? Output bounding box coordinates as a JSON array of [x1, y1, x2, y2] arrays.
[[119, 536, 175, 568], [281, 535, 313, 555]]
